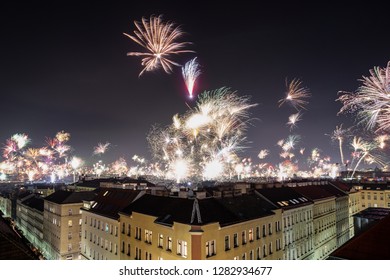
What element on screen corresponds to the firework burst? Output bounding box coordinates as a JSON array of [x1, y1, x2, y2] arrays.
[[329, 124, 349, 165], [287, 111, 303, 130], [147, 87, 257, 182], [258, 149, 269, 160], [182, 57, 201, 99], [278, 78, 311, 110], [93, 142, 111, 155], [337, 61, 390, 133], [375, 134, 389, 149], [124, 15, 194, 76]]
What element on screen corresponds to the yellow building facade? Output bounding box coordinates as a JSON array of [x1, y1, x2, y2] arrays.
[[359, 184, 390, 209], [119, 194, 283, 260], [43, 190, 95, 260]]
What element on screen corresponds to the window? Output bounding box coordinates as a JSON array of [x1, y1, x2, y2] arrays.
[[262, 224, 266, 237], [68, 220, 73, 227], [68, 209, 73, 216], [127, 243, 131, 256], [158, 234, 163, 248], [177, 240, 188, 258], [269, 242, 273, 255], [127, 224, 131, 236], [263, 244, 267, 258], [256, 226, 260, 239], [68, 232, 72, 240], [122, 222, 125, 234], [249, 250, 254, 260], [121, 241, 125, 253], [79, 218, 82, 225], [249, 228, 254, 242], [242, 230, 246, 245], [268, 223, 272, 235], [233, 233, 238, 247], [275, 221, 281, 232], [135, 247, 141, 260], [224, 235, 230, 251], [68, 244, 72, 252], [256, 247, 261, 260], [242, 252, 246, 260], [135, 227, 142, 240], [167, 237, 172, 251], [276, 239, 281, 251], [206, 240, 216, 257], [145, 230, 152, 244], [105, 223, 109, 232]]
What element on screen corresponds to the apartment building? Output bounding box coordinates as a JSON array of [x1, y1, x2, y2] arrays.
[[0, 192, 12, 218], [119, 193, 283, 260], [358, 183, 390, 209], [256, 187, 314, 260], [81, 188, 144, 260], [294, 185, 337, 260], [43, 190, 96, 260], [16, 195, 45, 254], [318, 183, 349, 247], [331, 181, 360, 238]]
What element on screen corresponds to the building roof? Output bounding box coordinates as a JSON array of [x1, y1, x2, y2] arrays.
[[330, 181, 356, 193], [120, 194, 277, 227], [359, 183, 390, 191], [16, 191, 34, 200], [256, 187, 312, 209], [329, 212, 390, 260], [21, 196, 44, 212], [293, 185, 335, 201], [316, 183, 348, 198], [353, 207, 390, 220], [85, 188, 143, 219], [44, 190, 96, 204]]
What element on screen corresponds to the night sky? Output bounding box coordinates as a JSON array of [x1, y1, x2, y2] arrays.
[[1, 1, 389, 169]]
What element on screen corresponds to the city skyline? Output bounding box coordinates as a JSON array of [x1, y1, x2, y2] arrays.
[[1, 1, 389, 172]]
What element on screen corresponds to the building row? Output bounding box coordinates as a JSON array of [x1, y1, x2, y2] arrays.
[[0, 179, 362, 260]]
